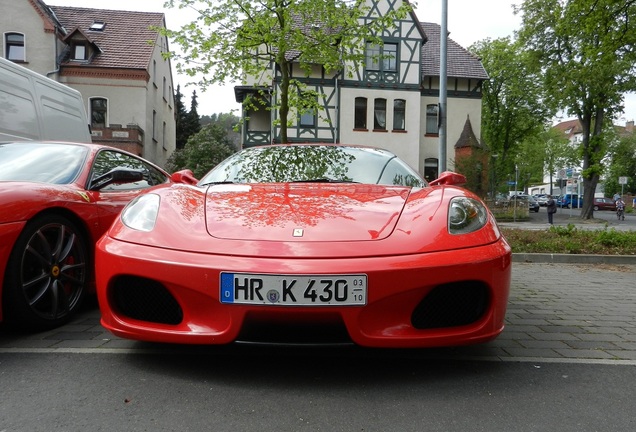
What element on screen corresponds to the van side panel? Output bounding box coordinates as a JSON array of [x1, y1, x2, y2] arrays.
[[36, 79, 91, 142], [0, 65, 41, 141], [0, 57, 91, 143]]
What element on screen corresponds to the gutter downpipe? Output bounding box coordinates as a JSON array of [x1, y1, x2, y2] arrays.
[[438, 0, 448, 172]]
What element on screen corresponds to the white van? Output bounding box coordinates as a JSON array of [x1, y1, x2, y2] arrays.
[[0, 57, 91, 143]]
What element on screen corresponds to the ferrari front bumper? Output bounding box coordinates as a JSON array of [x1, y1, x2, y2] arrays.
[[95, 236, 511, 348]]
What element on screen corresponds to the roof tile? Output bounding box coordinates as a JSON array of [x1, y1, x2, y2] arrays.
[[49, 6, 164, 70]]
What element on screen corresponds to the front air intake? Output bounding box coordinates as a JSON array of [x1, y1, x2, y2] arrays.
[[411, 281, 489, 329], [111, 276, 183, 325]]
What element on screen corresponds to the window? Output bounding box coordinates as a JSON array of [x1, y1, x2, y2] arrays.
[[373, 98, 387, 130], [90, 98, 107, 128], [89, 21, 106, 31], [393, 99, 406, 131], [162, 121, 167, 149], [300, 109, 316, 127], [365, 42, 398, 72], [152, 60, 157, 87], [5, 33, 25, 61], [90, 150, 169, 191], [152, 110, 157, 141], [424, 158, 439, 182], [72, 44, 87, 61], [426, 104, 438, 134], [354, 97, 367, 129], [299, 93, 316, 127]]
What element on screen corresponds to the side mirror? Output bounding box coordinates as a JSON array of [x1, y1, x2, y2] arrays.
[[429, 171, 467, 186], [89, 167, 144, 191], [171, 169, 198, 185]]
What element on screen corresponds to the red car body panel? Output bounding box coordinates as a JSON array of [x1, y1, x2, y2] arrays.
[[0, 142, 182, 324], [96, 180, 512, 348]]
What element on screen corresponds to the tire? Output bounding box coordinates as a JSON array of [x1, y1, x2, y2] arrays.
[[593, 205, 599, 211], [3, 214, 88, 330]]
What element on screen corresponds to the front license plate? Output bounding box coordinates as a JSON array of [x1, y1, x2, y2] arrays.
[[220, 273, 367, 306]]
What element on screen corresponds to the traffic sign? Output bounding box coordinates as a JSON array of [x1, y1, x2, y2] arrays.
[[619, 176, 628, 185]]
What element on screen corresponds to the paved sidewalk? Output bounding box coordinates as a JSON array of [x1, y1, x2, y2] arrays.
[[1, 263, 635, 363]]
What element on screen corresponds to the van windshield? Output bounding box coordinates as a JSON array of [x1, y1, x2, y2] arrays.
[[0, 142, 88, 184]]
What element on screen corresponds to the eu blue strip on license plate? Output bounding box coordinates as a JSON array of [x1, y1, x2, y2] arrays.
[[220, 273, 367, 306]]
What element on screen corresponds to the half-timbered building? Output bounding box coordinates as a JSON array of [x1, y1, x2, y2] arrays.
[[234, 0, 488, 178]]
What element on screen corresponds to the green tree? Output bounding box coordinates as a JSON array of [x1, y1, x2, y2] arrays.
[[543, 127, 575, 195], [200, 113, 241, 149], [470, 37, 553, 188], [605, 133, 636, 197], [161, 0, 411, 143], [516, 0, 636, 219], [186, 90, 202, 136], [166, 123, 236, 178], [174, 85, 189, 149]]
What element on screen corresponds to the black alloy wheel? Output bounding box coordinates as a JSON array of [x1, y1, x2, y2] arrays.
[[3, 214, 88, 330]]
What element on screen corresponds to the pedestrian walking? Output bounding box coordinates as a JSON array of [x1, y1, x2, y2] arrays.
[[546, 194, 557, 225]]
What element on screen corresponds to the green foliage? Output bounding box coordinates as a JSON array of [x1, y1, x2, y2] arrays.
[[470, 37, 553, 185], [502, 226, 636, 255], [160, 0, 412, 143], [200, 112, 241, 150], [605, 133, 636, 196], [515, 0, 636, 219], [174, 85, 189, 149], [166, 123, 236, 178], [453, 151, 488, 196]]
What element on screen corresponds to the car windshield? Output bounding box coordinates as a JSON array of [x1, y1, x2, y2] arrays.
[[0, 142, 89, 184], [199, 145, 426, 188]]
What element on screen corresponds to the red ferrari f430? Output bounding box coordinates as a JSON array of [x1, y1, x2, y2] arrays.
[[96, 144, 511, 348]]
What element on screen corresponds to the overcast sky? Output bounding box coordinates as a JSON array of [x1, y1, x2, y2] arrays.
[[49, 0, 635, 124]]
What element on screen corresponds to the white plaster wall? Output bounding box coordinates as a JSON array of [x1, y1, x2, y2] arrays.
[[340, 87, 422, 172]]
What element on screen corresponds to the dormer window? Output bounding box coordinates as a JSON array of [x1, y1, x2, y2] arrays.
[[89, 21, 106, 31], [72, 43, 88, 61]]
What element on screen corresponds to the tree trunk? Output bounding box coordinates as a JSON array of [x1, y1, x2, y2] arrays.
[[278, 60, 290, 144], [578, 108, 604, 220]]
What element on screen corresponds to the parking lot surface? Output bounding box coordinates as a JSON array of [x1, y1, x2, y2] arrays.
[[1, 261, 635, 364]]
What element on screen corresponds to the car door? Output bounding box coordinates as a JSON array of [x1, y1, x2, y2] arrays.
[[87, 149, 169, 234]]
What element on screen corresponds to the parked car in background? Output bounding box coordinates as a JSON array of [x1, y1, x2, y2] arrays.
[[508, 194, 539, 212], [528, 195, 540, 212], [0, 141, 196, 330], [557, 194, 583, 208], [534, 194, 548, 206], [593, 197, 617, 211]]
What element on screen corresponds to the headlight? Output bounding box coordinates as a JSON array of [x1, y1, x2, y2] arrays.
[[448, 197, 488, 234], [121, 193, 160, 232]]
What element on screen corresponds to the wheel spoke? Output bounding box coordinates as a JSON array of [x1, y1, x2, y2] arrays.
[[59, 262, 86, 285], [51, 224, 67, 262], [25, 243, 52, 268], [58, 230, 77, 263], [25, 275, 53, 307]]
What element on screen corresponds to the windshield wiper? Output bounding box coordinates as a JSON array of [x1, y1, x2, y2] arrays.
[[200, 180, 238, 187], [289, 178, 358, 183]]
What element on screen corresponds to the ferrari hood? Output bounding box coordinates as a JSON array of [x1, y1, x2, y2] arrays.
[[205, 183, 414, 242]]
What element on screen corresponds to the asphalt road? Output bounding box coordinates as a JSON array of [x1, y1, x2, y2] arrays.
[[1, 351, 635, 431]]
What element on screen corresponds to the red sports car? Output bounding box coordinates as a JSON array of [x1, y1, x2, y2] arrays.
[[96, 144, 511, 348], [0, 141, 195, 330]]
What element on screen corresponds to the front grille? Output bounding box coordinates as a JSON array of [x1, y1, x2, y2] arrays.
[[411, 281, 489, 329], [111, 276, 183, 325]]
